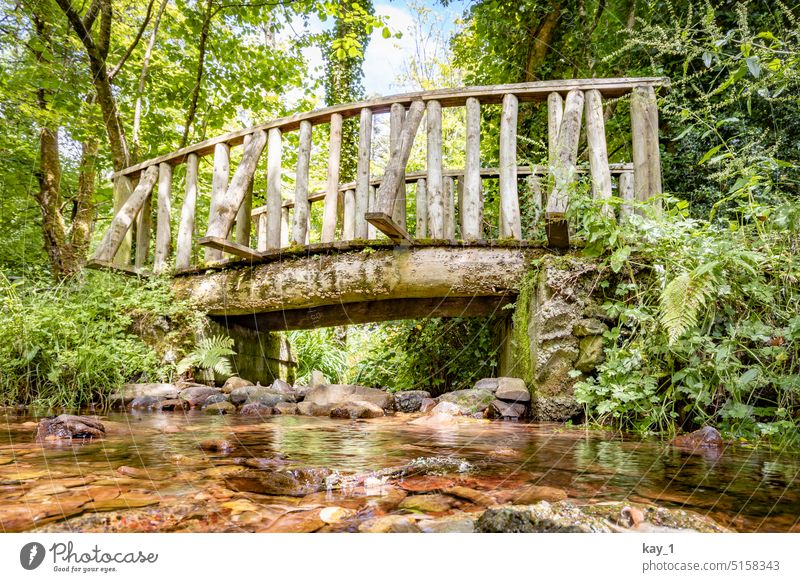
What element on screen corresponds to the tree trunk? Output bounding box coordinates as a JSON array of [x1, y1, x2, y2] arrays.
[[524, 3, 561, 82], [181, 0, 213, 147], [70, 137, 98, 267]]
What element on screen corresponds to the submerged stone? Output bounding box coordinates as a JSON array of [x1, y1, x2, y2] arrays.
[[485, 399, 527, 420], [179, 386, 222, 408], [205, 401, 236, 414], [671, 426, 724, 449], [36, 415, 105, 440], [399, 494, 454, 513], [239, 402, 274, 416], [329, 400, 384, 419], [227, 468, 331, 497]]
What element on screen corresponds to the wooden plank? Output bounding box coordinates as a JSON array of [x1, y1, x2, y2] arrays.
[[499, 93, 521, 239], [389, 104, 408, 229], [547, 92, 563, 164], [134, 186, 151, 268], [377, 101, 425, 218], [266, 127, 283, 248], [546, 89, 584, 248], [619, 171, 635, 219], [584, 89, 613, 213], [365, 212, 414, 245], [355, 107, 372, 239], [256, 213, 268, 252], [415, 178, 427, 238], [234, 134, 254, 246], [112, 176, 134, 266], [94, 166, 159, 263], [631, 85, 662, 210], [114, 77, 669, 179], [153, 162, 173, 273], [322, 113, 343, 243], [367, 185, 377, 239], [198, 236, 264, 261], [444, 176, 455, 239], [426, 100, 444, 238], [343, 189, 355, 240], [463, 97, 481, 239], [292, 120, 312, 245], [205, 143, 231, 262], [527, 174, 543, 224], [175, 153, 198, 270], [456, 174, 464, 238], [280, 207, 290, 247], [85, 258, 151, 277]]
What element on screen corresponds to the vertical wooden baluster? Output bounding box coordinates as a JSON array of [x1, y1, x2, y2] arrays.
[[619, 171, 635, 219], [355, 108, 372, 239], [235, 134, 254, 246], [546, 90, 584, 247], [257, 213, 268, 252], [153, 162, 172, 272], [463, 97, 481, 239], [175, 153, 198, 270], [426, 100, 444, 238], [416, 178, 427, 238], [456, 176, 464, 238], [343, 189, 355, 240], [280, 207, 290, 247], [322, 114, 343, 242], [367, 185, 377, 239], [444, 176, 455, 239], [547, 92, 564, 165], [499, 93, 521, 239], [584, 89, 613, 214], [527, 173, 543, 225], [205, 142, 230, 262], [112, 176, 134, 266], [134, 186, 151, 268], [389, 104, 407, 230], [266, 127, 283, 249], [293, 120, 312, 246], [631, 85, 662, 211]]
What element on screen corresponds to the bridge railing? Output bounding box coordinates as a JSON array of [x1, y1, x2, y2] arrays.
[[89, 77, 668, 274]]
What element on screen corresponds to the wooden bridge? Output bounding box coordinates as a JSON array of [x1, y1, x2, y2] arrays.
[[89, 77, 667, 330]]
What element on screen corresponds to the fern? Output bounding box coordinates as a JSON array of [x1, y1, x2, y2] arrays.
[[176, 335, 236, 377], [660, 268, 717, 345]]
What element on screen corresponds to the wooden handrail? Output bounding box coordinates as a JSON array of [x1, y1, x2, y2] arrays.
[[113, 77, 668, 180]]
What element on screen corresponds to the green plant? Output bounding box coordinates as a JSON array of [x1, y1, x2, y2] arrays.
[[176, 335, 236, 380], [288, 328, 348, 385]]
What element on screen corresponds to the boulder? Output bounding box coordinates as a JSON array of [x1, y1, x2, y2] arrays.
[[110, 383, 178, 405], [244, 388, 294, 407], [227, 468, 331, 497], [419, 398, 437, 413], [199, 439, 234, 453], [430, 401, 463, 416], [398, 494, 454, 513], [485, 399, 527, 420], [302, 384, 394, 415], [310, 370, 329, 387], [502, 485, 568, 504], [205, 401, 236, 414], [572, 318, 608, 337], [575, 335, 605, 372], [473, 378, 499, 393], [36, 415, 105, 440], [475, 504, 610, 533], [329, 400, 384, 419], [222, 376, 254, 394], [495, 377, 530, 403], [418, 515, 476, 533], [239, 402, 274, 416], [530, 395, 583, 422], [203, 393, 230, 406], [671, 426, 724, 449], [129, 395, 161, 410], [179, 386, 222, 408], [270, 378, 296, 398], [394, 390, 432, 413], [436, 388, 494, 414], [274, 402, 299, 415], [157, 399, 188, 411]]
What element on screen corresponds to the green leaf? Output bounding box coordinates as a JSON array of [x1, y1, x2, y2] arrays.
[[609, 246, 631, 274], [745, 56, 761, 78], [739, 368, 760, 386], [698, 144, 722, 165], [382, 27, 391, 39]]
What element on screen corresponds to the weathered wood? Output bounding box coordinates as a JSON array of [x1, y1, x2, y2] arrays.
[[389, 104, 408, 229], [367, 185, 377, 239], [112, 176, 134, 266], [546, 89, 584, 248], [153, 162, 173, 272], [355, 108, 372, 239], [416, 178, 428, 238], [547, 92, 564, 164], [343, 189, 356, 240], [205, 143, 231, 262], [377, 101, 425, 218], [426, 100, 444, 238], [235, 134, 254, 246], [444, 176, 456, 239], [134, 188, 151, 268], [115, 77, 668, 179], [293, 120, 312, 245], [499, 93, 521, 239], [257, 213, 268, 252], [265, 127, 283, 249], [281, 207, 290, 247], [619, 171, 635, 219], [456, 175, 465, 238], [631, 85, 662, 209], [94, 166, 159, 263], [584, 89, 613, 212], [198, 236, 263, 261], [175, 153, 198, 270], [463, 97, 481, 239], [322, 113, 343, 242], [86, 258, 151, 277], [527, 174, 543, 224], [365, 212, 414, 245]]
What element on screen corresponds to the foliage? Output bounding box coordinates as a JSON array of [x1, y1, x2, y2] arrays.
[[0, 271, 200, 409], [176, 334, 235, 377], [288, 327, 348, 385]]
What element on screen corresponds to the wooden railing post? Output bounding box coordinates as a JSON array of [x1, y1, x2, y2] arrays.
[[235, 134, 254, 246], [426, 100, 444, 238], [444, 176, 456, 239], [499, 93, 521, 239], [546, 89, 584, 247], [416, 178, 427, 237], [134, 187, 151, 268], [389, 104, 408, 230], [584, 89, 613, 213], [112, 176, 134, 266], [619, 171, 635, 219], [367, 185, 377, 239], [266, 127, 283, 249], [153, 162, 173, 273], [205, 143, 230, 262], [175, 153, 198, 270], [463, 97, 482, 239], [293, 120, 312, 246], [257, 213, 268, 252], [355, 108, 372, 239], [631, 85, 662, 210], [280, 207, 290, 247], [547, 92, 564, 164], [322, 113, 343, 243], [343, 189, 355, 240]]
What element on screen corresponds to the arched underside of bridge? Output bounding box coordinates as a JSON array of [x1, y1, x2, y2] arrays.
[[172, 242, 548, 330]]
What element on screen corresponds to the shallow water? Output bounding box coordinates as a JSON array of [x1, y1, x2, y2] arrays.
[[1, 410, 798, 532]]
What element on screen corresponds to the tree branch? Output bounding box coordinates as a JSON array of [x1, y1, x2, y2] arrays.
[[82, 0, 101, 30], [54, 0, 98, 54], [108, 0, 156, 80], [98, 0, 111, 60]]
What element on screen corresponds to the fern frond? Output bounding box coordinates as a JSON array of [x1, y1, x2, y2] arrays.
[[660, 269, 716, 344]]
